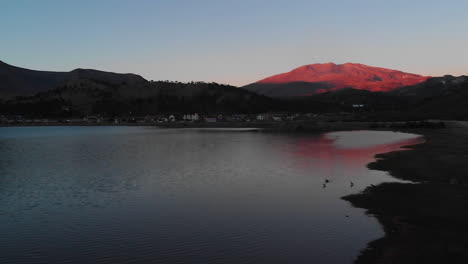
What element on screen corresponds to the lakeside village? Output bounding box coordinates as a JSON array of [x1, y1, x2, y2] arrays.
[[0, 112, 323, 125], [1, 103, 388, 126], [0, 104, 374, 126], [0, 109, 447, 130]]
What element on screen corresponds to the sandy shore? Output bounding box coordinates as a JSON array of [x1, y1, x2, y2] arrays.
[[343, 121, 468, 263]]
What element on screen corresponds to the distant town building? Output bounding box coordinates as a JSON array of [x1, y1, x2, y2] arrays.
[[183, 113, 200, 121], [84, 116, 101, 123], [204, 117, 217, 123], [144, 115, 157, 123], [256, 113, 271, 121], [157, 117, 168, 123]]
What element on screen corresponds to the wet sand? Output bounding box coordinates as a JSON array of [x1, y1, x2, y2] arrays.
[[343, 121, 468, 263]]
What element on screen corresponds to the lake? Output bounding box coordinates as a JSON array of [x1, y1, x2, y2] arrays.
[[0, 126, 423, 264]]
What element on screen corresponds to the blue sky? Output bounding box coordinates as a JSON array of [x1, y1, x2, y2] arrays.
[[2, 0, 468, 86]]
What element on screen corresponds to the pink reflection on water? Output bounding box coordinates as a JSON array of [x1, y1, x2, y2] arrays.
[[289, 131, 424, 171]]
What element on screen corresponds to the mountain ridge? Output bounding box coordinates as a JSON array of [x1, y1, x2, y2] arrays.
[[244, 63, 430, 97], [0, 60, 147, 97], [2, 60, 468, 120]]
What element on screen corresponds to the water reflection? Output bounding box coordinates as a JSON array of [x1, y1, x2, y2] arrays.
[[0, 127, 422, 264], [291, 131, 423, 169]]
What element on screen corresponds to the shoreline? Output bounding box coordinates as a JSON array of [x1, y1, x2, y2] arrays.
[[343, 121, 468, 263], [1, 120, 444, 131], [2, 121, 463, 263]]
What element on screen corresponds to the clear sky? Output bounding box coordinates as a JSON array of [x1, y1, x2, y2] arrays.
[[2, 0, 468, 86]]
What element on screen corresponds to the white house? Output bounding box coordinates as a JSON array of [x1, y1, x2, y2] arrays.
[[183, 113, 200, 121], [256, 113, 272, 121]]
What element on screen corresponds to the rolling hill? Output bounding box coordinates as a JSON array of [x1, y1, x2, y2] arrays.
[[243, 63, 430, 97], [1, 60, 467, 120], [0, 60, 147, 98]]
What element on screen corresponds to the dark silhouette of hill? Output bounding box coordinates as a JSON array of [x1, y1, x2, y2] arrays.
[[0, 60, 146, 97], [0, 61, 276, 116], [242, 81, 333, 98], [1, 61, 467, 120], [391, 76, 468, 119], [391, 75, 467, 99], [1, 79, 276, 117]]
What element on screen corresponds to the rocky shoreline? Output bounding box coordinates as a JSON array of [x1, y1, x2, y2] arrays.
[[343, 121, 468, 263]]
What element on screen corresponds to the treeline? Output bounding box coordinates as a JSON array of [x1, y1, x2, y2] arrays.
[[0, 80, 278, 117], [3, 77, 468, 121]]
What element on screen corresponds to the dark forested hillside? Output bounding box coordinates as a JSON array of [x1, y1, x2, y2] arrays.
[[391, 76, 468, 119], [0, 80, 276, 117], [0, 60, 147, 98], [1, 61, 467, 120], [0, 61, 276, 116]]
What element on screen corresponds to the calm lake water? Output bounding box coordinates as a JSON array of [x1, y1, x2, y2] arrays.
[[0, 127, 423, 264]]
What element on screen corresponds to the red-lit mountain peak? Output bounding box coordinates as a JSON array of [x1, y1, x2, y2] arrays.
[[255, 63, 430, 93]]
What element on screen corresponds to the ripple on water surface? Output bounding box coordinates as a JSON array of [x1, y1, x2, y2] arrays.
[[0, 127, 423, 264]]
